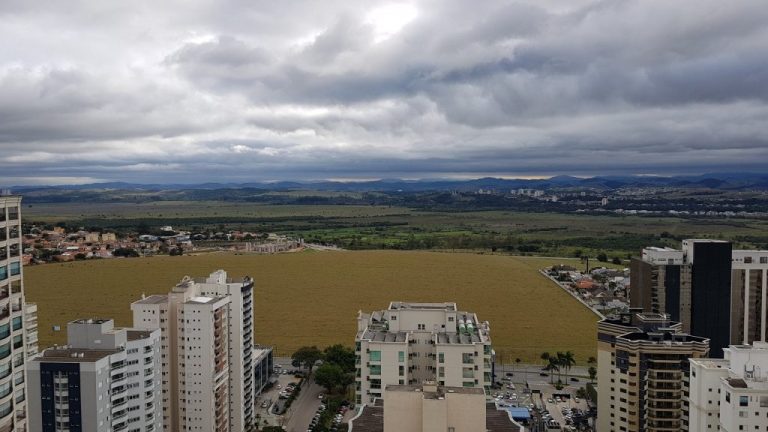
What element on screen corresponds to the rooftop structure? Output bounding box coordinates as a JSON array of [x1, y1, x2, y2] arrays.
[[349, 383, 520, 432], [355, 302, 493, 405]]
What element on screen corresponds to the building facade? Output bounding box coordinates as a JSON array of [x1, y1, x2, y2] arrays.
[[382, 382, 486, 432], [0, 195, 30, 431], [631, 240, 768, 357], [597, 309, 709, 432], [355, 302, 493, 405], [27, 319, 162, 432], [131, 270, 255, 432], [687, 342, 768, 432]]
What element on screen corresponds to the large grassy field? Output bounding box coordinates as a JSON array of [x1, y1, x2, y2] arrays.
[[23, 251, 598, 364]]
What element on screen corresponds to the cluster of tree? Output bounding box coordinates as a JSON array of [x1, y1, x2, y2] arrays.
[[540, 351, 577, 385], [291, 345, 356, 394]]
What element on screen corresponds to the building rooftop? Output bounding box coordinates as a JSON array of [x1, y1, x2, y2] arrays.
[[435, 332, 481, 344], [132, 295, 167, 305], [347, 399, 519, 432], [385, 384, 485, 399], [35, 347, 119, 363], [359, 330, 408, 343], [71, 318, 112, 325], [690, 358, 730, 369], [126, 329, 156, 342], [388, 301, 457, 311]]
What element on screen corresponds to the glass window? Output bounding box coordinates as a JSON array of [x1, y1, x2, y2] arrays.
[[398, 365, 404, 376], [0, 267, 6, 281], [369, 350, 381, 362], [463, 367, 474, 378], [0, 249, 5, 261], [369, 365, 381, 376], [744, 257, 753, 264], [7, 226, 18, 240], [11, 317, 21, 331], [761, 257, 768, 264], [438, 352, 444, 363], [0, 230, 5, 242], [9, 263, 19, 277], [8, 245, 17, 258], [6, 208, 17, 221], [462, 353, 474, 364], [398, 351, 404, 362], [740, 396, 748, 407]]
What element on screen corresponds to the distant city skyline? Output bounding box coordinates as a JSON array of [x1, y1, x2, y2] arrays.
[[2, 0, 767, 184]]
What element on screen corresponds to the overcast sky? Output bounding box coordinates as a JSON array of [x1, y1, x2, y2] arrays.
[[1, 0, 767, 185]]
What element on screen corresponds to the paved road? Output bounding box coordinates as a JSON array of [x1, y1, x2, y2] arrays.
[[285, 380, 324, 432]]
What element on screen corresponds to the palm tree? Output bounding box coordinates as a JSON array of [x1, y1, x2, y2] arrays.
[[546, 357, 560, 384], [555, 352, 566, 382], [588, 366, 597, 383], [562, 351, 576, 382], [588, 356, 597, 366], [540, 352, 550, 365]]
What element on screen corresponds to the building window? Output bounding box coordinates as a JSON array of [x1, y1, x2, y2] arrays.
[[740, 396, 748, 407], [438, 353, 444, 363], [369, 351, 381, 362], [761, 257, 768, 264], [744, 257, 753, 264], [369, 365, 381, 376], [398, 351, 404, 362]]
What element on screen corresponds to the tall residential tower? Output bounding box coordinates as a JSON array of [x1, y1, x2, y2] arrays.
[[0, 194, 30, 431], [131, 270, 255, 432]]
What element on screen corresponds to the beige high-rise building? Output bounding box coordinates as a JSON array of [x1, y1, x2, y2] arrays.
[[0, 194, 31, 431], [131, 270, 255, 432], [355, 302, 493, 405], [597, 309, 709, 432]]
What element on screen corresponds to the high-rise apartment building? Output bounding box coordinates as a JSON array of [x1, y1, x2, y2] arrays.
[[355, 302, 493, 405], [687, 342, 768, 432], [27, 318, 162, 432], [597, 309, 709, 432], [631, 240, 768, 357], [131, 270, 255, 432], [0, 194, 30, 431], [24, 304, 38, 360]]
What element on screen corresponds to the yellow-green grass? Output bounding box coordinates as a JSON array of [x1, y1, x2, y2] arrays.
[[24, 251, 598, 364]]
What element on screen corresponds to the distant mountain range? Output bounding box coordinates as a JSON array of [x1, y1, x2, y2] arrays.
[[9, 172, 768, 193]]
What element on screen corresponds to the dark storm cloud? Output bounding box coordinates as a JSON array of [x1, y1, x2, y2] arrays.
[[1, 0, 767, 184]]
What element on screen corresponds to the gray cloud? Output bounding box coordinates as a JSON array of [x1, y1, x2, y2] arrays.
[[1, 0, 767, 185]]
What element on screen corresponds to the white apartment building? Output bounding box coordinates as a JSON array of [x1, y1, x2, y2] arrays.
[[0, 195, 31, 431], [27, 318, 162, 432], [687, 342, 768, 432], [131, 270, 255, 432], [355, 302, 493, 405], [25, 304, 38, 359]]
